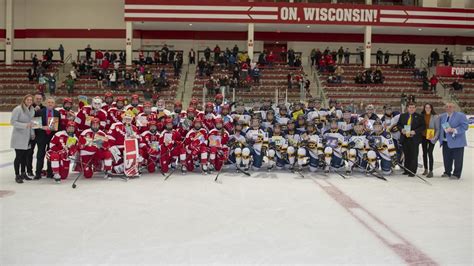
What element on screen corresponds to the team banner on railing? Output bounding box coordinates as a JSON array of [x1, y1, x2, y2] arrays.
[[436, 66, 474, 77], [124, 0, 474, 29]]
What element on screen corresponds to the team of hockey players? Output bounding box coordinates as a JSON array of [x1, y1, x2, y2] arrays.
[[46, 93, 403, 183]]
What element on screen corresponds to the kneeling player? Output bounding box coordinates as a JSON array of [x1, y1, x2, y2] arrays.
[[47, 121, 79, 183], [78, 118, 113, 178], [367, 121, 397, 175]]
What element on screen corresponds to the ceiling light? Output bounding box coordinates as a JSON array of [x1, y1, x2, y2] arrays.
[[418, 28, 422, 31], [189, 23, 193, 26], [276, 41, 279, 44], [306, 25, 311, 28]]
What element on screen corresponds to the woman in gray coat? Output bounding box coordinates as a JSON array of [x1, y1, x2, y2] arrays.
[[421, 103, 440, 178], [10, 94, 36, 183]]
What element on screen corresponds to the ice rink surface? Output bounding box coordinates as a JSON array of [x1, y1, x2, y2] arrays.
[[1, 124, 472, 265]]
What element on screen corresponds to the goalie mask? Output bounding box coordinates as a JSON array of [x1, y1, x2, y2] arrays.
[[92, 97, 102, 110], [66, 121, 76, 137], [156, 99, 165, 111]]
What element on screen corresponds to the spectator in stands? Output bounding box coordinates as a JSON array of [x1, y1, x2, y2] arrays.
[[189, 49, 196, 64], [344, 48, 350, 64], [85, 44, 92, 60], [359, 49, 364, 64], [45, 48, 53, 62], [452, 79, 463, 91], [398, 101, 425, 176], [430, 49, 440, 67], [330, 50, 337, 61], [204, 47, 211, 62], [376, 48, 383, 64], [119, 51, 126, 63], [27, 67, 36, 82], [11, 94, 35, 183], [37, 74, 47, 96], [463, 72, 473, 79], [384, 50, 390, 64], [421, 103, 439, 178], [429, 75, 439, 92], [95, 49, 104, 65], [442, 47, 450, 66], [267, 51, 275, 67], [169, 50, 175, 63], [241, 61, 249, 80], [408, 94, 416, 103], [354, 71, 364, 84], [438, 101, 469, 179], [34, 97, 61, 180], [64, 75, 75, 95], [46, 73, 56, 95], [302, 76, 310, 93], [334, 66, 344, 83], [337, 47, 344, 64], [101, 57, 110, 72], [400, 93, 407, 112], [198, 58, 206, 77], [213, 45, 221, 62], [287, 48, 295, 67], [58, 44, 64, 62], [113, 59, 120, 70], [287, 73, 293, 90], [310, 48, 316, 66], [294, 57, 302, 67], [422, 77, 430, 91], [252, 66, 260, 85], [229, 45, 237, 57], [96, 70, 104, 89]]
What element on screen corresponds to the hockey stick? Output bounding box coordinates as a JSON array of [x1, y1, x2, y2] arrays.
[[319, 158, 347, 179], [397, 163, 432, 185], [344, 157, 388, 181], [164, 157, 179, 181], [71, 156, 94, 189]]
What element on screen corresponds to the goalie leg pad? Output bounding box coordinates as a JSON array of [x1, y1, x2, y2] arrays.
[[367, 150, 377, 170], [242, 147, 251, 168], [297, 147, 307, 166], [287, 146, 296, 165]]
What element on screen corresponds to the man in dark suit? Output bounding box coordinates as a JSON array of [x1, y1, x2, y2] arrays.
[[397, 102, 426, 176], [34, 97, 61, 180], [27, 93, 45, 177]]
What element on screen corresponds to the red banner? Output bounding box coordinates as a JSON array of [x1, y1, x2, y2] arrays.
[[124, 0, 474, 29], [436, 66, 474, 77]]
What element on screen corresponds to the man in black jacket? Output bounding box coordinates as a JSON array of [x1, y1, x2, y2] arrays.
[[397, 102, 426, 176], [34, 97, 61, 179], [27, 93, 45, 177]]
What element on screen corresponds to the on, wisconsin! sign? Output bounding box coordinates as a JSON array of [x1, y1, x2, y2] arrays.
[[124, 0, 474, 29]]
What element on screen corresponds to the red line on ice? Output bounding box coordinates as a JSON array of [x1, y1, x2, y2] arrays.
[[311, 178, 438, 266]]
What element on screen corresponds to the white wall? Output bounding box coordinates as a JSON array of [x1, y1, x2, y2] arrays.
[[13, 0, 124, 29]]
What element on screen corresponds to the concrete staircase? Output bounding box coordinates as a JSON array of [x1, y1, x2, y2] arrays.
[[179, 63, 197, 108]]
